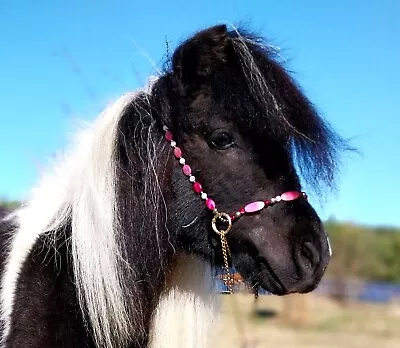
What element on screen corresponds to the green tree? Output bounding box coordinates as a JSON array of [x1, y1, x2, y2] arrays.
[[325, 219, 400, 300]]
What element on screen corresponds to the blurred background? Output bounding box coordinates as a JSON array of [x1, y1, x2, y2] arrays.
[[1, 1, 399, 347]]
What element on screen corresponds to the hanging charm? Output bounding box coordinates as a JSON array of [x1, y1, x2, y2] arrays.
[[211, 212, 234, 293]]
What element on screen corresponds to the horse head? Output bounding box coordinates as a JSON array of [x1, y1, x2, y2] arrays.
[[143, 25, 341, 295]]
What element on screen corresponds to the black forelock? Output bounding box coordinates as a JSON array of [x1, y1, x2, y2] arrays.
[[157, 24, 349, 193], [228, 28, 349, 192]]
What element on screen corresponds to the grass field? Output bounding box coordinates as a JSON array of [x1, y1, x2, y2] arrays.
[[214, 293, 400, 348]]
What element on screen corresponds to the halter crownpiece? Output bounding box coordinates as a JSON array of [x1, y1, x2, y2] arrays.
[[163, 126, 307, 292]]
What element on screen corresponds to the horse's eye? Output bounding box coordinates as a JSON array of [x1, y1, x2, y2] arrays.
[[208, 131, 235, 150]]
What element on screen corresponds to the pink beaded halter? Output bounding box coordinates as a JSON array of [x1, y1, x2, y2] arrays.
[[163, 126, 307, 292]]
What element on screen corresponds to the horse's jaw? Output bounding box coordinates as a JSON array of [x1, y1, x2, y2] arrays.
[[148, 254, 220, 348]]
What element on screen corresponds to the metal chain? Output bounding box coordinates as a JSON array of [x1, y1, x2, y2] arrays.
[[217, 218, 258, 347], [220, 234, 233, 294]]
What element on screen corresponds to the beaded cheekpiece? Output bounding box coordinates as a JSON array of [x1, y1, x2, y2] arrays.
[[163, 126, 307, 293]]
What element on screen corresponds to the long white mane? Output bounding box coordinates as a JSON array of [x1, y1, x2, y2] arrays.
[[1, 92, 141, 347]]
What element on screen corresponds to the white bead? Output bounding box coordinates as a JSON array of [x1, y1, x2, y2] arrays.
[[170, 141, 176, 147], [275, 196, 282, 202], [189, 175, 195, 182], [163, 125, 168, 131], [270, 198, 276, 203], [179, 158, 185, 164], [201, 192, 207, 200]]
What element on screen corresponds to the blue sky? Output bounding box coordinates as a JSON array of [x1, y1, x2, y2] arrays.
[[0, 1, 399, 226]]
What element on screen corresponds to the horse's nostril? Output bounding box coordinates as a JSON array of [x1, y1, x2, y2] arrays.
[[296, 241, 321, 274]]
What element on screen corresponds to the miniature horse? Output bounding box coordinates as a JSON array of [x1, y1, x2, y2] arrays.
[[0, 25, 343, 348]]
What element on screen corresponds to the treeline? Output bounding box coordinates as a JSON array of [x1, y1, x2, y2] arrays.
[[325, 220, 400, 283], [0, 200, 399, 283], [0, 200, 20, 210]]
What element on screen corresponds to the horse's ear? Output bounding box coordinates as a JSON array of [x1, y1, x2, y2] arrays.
[[172, 24, 230, 88]]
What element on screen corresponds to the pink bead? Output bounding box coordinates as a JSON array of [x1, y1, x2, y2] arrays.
[[173, 147, 182, 158], [193, 182, 202, 193], [165, 131, 173, 142], [206, 198, 216, 210], [182, 165, 192, 176], [281, 191, 301, 202], [244, 201, 265, 213]]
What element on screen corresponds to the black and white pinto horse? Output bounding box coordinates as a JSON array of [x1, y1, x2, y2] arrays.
[[0, 25, 343, 348]]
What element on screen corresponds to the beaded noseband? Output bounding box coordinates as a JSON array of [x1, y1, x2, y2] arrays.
[[163, 126, 306, 292]]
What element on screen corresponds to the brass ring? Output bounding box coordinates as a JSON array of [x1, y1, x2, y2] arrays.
[[211, 212, 232, 236]]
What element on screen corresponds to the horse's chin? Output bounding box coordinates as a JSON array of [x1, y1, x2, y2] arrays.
[[238, 265, 289, 296], [255, 265, 322, 295], [237, 262, 321, 296], [255, 267, 289, 296]]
